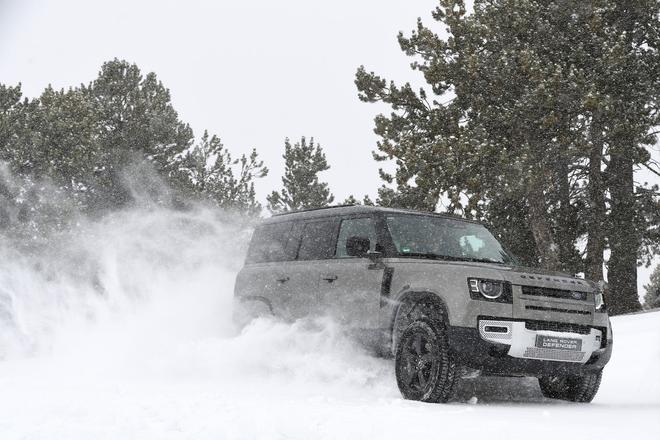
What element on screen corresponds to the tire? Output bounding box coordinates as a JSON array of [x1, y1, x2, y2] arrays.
[[395, 318, 457, 403], [538, 369, 603, 402]]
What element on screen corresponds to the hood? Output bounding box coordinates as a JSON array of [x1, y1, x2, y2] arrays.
[[496, 265, 594, 292], [391, 257, 595, 292]]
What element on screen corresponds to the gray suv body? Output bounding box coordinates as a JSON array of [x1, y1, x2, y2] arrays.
[[234, 205, 613, 403]]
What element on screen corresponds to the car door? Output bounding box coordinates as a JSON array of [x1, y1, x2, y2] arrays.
[[316, 216, 384, 329], [282, 217, 340, 320]]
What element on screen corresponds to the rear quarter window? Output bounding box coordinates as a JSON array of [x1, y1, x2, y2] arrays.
[[246, 221, 294, 263], [297, 219, 337, 261]]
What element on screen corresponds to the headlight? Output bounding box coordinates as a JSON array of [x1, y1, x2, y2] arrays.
[[468, 278, 512, 303]]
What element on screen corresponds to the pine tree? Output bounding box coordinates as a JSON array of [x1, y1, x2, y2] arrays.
[[176, 130, 268, 215], [82, 59, 194, 209], [355, 0, 659, 312], [0, 84, 26, 231], [2, 61, 271, 219], [643, 264, 660, 310], [597, 2, 660, 314], [267, 137, 334, 212], [4, 60, 196, 213], [1, 83, 103, 214], [0, 84, 25, 162], [342, 194, 375, 206], [24, 86, 100, 199]]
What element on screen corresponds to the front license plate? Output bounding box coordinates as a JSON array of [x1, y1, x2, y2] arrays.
[[535, 335, 582, 351]]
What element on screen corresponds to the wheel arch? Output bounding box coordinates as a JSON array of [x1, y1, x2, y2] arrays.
[[233, 295, 275, 324], [390, 290, 450, 353], [239, 295, 274, 313]]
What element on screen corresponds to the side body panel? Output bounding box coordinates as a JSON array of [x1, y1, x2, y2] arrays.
[[233, 262, 280, 313], [275, 259, 322, 320], [316, 257, 384, 329]]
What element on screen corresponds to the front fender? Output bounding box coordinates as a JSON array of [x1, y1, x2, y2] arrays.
[[385, 260, 509, 328]]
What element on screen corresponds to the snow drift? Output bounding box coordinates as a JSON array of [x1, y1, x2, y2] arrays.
[[0, 205, 658, 439]]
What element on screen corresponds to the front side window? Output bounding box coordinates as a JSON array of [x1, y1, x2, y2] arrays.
[[385, 214, 514, 264], [336, 217, 377, 257], [297, 219, 337, 260]]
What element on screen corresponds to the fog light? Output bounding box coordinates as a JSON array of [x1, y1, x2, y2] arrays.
[[484, 325, 509, 333]]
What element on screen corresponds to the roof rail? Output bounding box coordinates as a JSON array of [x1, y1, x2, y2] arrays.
[[271, 204, 360, 217]]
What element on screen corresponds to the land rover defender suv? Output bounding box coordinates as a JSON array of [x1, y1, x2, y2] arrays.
[[233, 206, 613, 403]]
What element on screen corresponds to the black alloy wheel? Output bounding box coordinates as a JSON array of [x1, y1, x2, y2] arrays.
[[395, 319, 456, 402], [400, 327, 438, 393]]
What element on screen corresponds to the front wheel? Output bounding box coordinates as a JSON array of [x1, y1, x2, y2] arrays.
[[395, 319, 457, 403], [538, 369, 603, 402]]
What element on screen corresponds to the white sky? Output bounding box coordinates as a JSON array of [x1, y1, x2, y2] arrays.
[[0, 0, 657, 294], [0, 0, 439, 203]]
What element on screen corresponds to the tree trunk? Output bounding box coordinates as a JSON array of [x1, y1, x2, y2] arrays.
[[607, 144, 641, 314], [585, 121, 605, 283], [528, 180, 561, 271], [604, 0, 644, 315], [555, 149, 576, 273]]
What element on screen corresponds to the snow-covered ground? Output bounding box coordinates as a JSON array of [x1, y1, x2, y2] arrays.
[[0, 209, 658, 440]]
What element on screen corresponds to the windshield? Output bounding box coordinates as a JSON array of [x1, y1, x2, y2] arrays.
[[385, 214, 515, 264]]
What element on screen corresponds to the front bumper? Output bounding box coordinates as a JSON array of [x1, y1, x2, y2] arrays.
[[478, 319, 602, 363], [447, 319, 612, 377]]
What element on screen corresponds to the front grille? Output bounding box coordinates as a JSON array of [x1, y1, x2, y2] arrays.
[[525, 320, 592, 335], [525, 305, 591, 316], [521, 285, 588, 301]]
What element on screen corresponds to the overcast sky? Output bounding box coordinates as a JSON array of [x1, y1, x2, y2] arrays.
[[0, 0, 440, 203], [0, 0, 657, 293]]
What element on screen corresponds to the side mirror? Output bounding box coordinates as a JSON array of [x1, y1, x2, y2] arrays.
[[346, 236, 370, 257]]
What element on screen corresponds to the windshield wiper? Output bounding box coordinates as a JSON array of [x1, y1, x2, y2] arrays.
[[397, 252, 504, 264]]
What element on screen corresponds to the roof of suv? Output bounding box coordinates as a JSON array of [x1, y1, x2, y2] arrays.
[[263, 204, 482, 224]]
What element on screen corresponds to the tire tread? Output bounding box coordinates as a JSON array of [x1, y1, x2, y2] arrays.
[[394, 304, 458, 403]]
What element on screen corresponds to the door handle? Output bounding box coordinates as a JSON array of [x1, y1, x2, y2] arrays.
[[322, 274, 338, 282], [276, 276, 290, 283]]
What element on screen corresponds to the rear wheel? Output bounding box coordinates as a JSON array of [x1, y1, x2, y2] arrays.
[[232, 298, 272, 330], [538, 369, 603, 402], [395, 319, 457, 403]]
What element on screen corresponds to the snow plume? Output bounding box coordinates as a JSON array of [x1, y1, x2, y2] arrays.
[[0, 164, 392, 408], [1, 166, 660, 439], [0, 206, 240, 358]]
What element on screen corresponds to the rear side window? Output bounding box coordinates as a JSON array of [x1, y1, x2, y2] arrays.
[[246, 222, 294, 263], [297, 219, 337, 260]]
